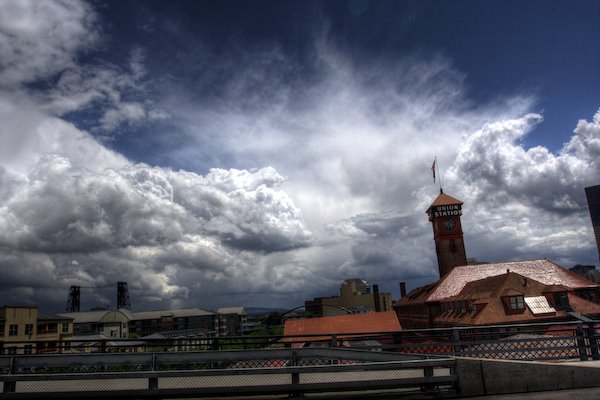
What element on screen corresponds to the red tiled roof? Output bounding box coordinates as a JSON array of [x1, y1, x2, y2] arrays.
[[398, 282, 437, 304], [567, 293, 600, 316], [427, 193, 463, 210], [283, 311, 401, 342], [427, 259, 596, 302], [542, 284, 569, 293], [434, 272, 570, 326]]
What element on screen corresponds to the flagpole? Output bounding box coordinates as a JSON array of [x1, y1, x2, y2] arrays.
[[432, 156, 437, 185], [438, 158, 443, 194]]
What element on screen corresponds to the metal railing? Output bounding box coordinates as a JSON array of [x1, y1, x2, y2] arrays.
[[0, 348, 456, 399], [388, 321, 600, 361], [2, 320, 599, 398], [1, 320, 598, 361]]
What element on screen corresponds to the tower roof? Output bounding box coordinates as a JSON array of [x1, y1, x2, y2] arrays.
[[427, 192, 463, 212]]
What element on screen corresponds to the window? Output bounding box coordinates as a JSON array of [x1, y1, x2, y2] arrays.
[[24, 345, 33, 354], [25, 324, 33, 335], [5, 347, 16, 355], [449, 239, 457, 253], [509, 296, 524, 310], [62, 322, 69, 333], [553, 292, 570, 310], [8, 324, 18, 336]]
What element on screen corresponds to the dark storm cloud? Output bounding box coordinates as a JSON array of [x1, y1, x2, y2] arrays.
[[329, 212, 437, 281]]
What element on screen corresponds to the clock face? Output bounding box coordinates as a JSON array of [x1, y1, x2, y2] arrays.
[[442, 217, 456, 231]]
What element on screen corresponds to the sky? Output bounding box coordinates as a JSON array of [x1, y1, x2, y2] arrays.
[[0, 0, 599, 314]]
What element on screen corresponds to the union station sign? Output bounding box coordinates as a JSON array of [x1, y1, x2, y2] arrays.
[[428, 204, 462, 221]]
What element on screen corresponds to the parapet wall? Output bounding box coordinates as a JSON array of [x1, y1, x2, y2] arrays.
[[456, 357, 600, 397]]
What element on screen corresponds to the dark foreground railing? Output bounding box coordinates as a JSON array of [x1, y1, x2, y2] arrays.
[[0, 348, 456, 399]]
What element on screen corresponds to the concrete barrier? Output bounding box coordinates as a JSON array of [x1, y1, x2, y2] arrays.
[[456, 358, 600, 397]]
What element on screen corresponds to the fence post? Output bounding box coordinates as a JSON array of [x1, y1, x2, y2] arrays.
[[330, 334, 338, 348], [452, 328, 462, 356], [148, 376, 158, 390], [576, 323, 588, 361], [148, 353, 158, 390], [2, 356, 16, 394], [422, 363, 434, 392], [587, 323, 599, 361], [290, 349, 303, 398]]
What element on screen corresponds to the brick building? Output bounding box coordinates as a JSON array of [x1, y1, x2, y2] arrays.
[[395, 259, 600, 329], [1, 306, 73, 354], [586, 185, 600, 262], [305, 279, 392, 316], [394, 190, 600, 329]]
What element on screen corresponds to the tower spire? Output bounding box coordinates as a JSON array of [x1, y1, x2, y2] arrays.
[[426, 192, 467, 277]]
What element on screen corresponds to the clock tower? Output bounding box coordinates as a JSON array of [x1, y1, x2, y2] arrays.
[[426, 191, 468, 278]]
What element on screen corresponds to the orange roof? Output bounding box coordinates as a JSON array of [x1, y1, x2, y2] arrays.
[[427, 192, 463, 211], [426, 259, 596, 302], [283, 311, 401, 343]]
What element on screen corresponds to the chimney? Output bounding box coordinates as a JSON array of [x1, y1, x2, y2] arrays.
[[399, 282, 407, 298], [373, 284, 381, 312]]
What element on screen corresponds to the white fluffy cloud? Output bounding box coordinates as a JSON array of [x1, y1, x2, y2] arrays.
[[0, 146, 311, 307], [0, 0, 97, 86], [0, 0, 165, 135], [448, 111, 600, 265]]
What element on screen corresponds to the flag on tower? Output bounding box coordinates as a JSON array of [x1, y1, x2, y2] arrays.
[[431, 159, 436, 183]]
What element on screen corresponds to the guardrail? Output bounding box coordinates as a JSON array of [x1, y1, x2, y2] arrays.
[[0, 348, 456, 399], [1, 320, 598, 360], [388, 321, 600, 361]]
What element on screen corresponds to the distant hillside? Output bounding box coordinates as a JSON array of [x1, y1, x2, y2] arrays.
[[246, 307, 288, 315]]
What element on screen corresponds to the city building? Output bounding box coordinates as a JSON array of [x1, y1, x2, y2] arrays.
[[305, 279, 393, 316], [395, 259, 600, 329], [126, 308, 217, 337], [59, 309, 130, 338], [0, 306, 73, 354], [586, 185, 600, 262], [142, 328, 216, 352], [216, 307, 247, 336], [69, 334, 146, 353], [570, 264, 600, 284], [59, 306, 248, 338]]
